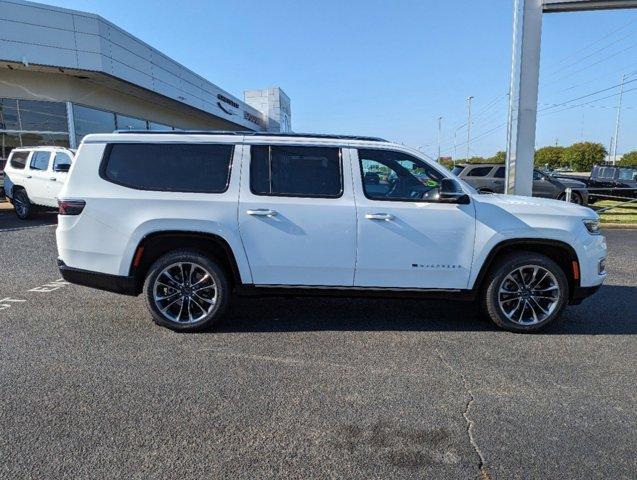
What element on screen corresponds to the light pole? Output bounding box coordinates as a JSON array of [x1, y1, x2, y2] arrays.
[[466, 96, 474, 161], [612, 74, 626, 163], [437, 116, 443, 162]]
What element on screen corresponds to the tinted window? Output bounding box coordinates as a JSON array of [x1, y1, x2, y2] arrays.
[[451, 166, 465, 176], [1, 132, 21, 160], [359, 149, 443, 201], [74, 105, 116, 145], [618, 168, 637, 181], [9, 151, 29, 169], [53, 152, 72, 170], [0, 99, 20, 130], [250, 145, 342, 197], [103, 143, 233, 193], [30, 151, 51, 171], [466, 166, 493, 177], [494, 167, 505, 178], [19, 100, 68, 132], [116, 114, 147, 130], [533, 171, 544, 181]]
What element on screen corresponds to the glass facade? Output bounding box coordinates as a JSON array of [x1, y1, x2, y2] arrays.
[[0, 98, 178, 161], [0, 98, 69, 159]]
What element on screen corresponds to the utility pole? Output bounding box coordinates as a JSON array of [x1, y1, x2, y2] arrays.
[[466, 96, 474, 161], [437, 116, 443, 162], [612, 74, 626, 163]]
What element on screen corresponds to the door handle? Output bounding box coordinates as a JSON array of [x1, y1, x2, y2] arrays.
[[49, 177, 57, 181], [246, 208, 278, 217], [365, 213, 394, 221]]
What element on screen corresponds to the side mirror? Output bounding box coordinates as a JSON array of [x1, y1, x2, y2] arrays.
[[439, 178, 470, 204], [54, 163, 71, 172]]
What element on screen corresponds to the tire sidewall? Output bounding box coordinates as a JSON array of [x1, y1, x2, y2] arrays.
[[484, 253, 569, 333], [14, 190, 33, 219], [144, 250, 229, 332]]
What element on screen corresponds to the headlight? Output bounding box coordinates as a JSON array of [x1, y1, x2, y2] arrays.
[[583, 219, 601, 234]]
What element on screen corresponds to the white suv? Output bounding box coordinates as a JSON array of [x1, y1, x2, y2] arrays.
[[56, 132, 607, 332], [4, 146, 75, 219]]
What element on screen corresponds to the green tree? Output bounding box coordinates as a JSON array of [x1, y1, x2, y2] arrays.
[[534, 146, 565, 169], [562, 142, 607, 172], [486, 151, 506, 164], [466, 156, 487, 164], [618, 151, 637, 166]]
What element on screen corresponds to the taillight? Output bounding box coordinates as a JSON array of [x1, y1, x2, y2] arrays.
[[58, 199, 86, 215]]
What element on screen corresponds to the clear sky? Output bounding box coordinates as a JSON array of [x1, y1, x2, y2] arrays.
[[42, 0, 637, 158]]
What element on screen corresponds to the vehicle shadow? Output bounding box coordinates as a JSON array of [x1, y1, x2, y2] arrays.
[[216, 285, 637, 335], [0, 209, 57, 231]]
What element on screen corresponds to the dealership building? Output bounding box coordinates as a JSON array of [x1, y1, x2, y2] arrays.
[[0, 0, 292, 160]]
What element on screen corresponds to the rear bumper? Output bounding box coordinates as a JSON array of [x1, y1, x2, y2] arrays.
[[569, 284, 602, 305], [58, 259, 139, 296]]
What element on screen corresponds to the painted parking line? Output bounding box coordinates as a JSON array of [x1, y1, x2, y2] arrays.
[[0, 278, 70, 314]]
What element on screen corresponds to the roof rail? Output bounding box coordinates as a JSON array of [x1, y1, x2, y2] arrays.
[[113, 130, 388, 142]]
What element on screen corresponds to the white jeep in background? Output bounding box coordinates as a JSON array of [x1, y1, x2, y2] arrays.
[[4, 146, 74, 219], [56, 131, 607, 333]]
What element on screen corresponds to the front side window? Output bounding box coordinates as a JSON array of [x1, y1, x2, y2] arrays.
[[533, 171, 544, 181], [53, 152, 72, 170], [102, 143, 234, 193], [9, 150, 29, 169], [250, 145, 342, 198], [618, 168, 637, 181], [30, 151, 51, 171], [358, 149, 443, 201], [466, 166, 493, 177]]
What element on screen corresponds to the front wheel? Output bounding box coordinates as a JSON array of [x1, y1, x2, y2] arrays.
[[144, 249, 230, 332], [482, 252, 569, 332], [558, 191, 582, 205]]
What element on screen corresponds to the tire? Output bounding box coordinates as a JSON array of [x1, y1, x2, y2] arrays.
[[482, 252, 569, 333], [143, 249, 230, 332], [558, 191, 582, 205], [13, 189, 35, 219]]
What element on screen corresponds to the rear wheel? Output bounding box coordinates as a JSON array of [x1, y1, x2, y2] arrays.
[[482, 252, 569, 332], [13, 189, 35, 219], [144, 249, 230, 332]]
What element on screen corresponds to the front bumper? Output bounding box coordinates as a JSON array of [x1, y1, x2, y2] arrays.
[[58, 259, 139, 296]]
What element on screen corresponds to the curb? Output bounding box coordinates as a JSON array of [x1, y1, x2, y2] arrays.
[[601, 223, 637, 230]]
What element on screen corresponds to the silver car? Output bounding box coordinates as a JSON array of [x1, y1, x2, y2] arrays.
[[451, 163, 589, 205]]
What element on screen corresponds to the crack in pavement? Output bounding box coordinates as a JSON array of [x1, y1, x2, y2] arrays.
[[436, 349, 491, 480]]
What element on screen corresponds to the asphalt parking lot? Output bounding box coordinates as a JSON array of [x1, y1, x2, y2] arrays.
[[0, 210, 635, 480]]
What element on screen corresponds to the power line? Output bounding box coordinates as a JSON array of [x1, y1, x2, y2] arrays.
[[539, 77, 637, 113], [543, 40, 637, 87], [543, 16, 637, 71]]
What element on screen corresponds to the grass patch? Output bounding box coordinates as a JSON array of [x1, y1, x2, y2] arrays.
[[591, 199, 637, 224]]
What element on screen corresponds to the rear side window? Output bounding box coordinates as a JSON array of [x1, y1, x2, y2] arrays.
[[451, 166, 465, 176], [250, 145, 342, 198], [466, 166, 493, 177], [9, 151, 29, 169], [30, 151, 51, 171], [102, 143, 234, 193]]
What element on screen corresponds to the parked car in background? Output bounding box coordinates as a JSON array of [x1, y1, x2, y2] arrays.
[[56, 131, 605, 333], [4, 146, 75, 219], [451, 163, 589, 204], [0, 158, 6, 198], [555, 165, 637, 203]]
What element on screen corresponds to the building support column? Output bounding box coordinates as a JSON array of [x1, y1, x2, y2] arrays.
[[66, 101, 77, 149], [505, 0, 543, 196]]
